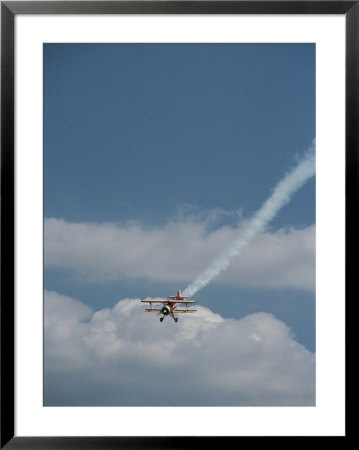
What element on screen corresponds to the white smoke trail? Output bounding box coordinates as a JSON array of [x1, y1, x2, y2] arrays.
[[183, 142, 316, 297]]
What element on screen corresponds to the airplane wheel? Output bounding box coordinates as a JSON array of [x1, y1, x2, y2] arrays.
[[175, 318, 178, 323], [160, 317, 163, 322]]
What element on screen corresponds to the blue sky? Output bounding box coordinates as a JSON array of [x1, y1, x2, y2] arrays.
[[44, 43, 315, 406]]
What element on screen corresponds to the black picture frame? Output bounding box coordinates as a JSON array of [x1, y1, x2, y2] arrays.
[[1, 1, 354, 447]]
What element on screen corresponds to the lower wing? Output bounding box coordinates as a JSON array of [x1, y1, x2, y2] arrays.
[[144, 308, 197, 313]]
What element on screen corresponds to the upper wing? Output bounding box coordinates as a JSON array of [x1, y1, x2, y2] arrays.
[[141, 299, 195, 304], [144, 308, 197, 313], [171, 300, 195, 304], [141, 300, 169, 304]]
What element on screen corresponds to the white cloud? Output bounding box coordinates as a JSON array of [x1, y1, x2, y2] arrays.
[[45, 216, 315, 290], [44, 290, 315, 406]]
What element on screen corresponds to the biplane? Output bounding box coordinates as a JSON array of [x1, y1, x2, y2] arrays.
[[141, 289, 197, 323]]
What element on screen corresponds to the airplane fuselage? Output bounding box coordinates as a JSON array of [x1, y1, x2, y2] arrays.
[[161, 304, 174, 315]]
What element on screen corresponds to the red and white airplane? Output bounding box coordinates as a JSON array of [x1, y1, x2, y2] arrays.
[[141, 289, 197, 323]]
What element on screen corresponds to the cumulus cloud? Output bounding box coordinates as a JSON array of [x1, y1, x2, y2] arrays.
[[44, 290, 315, 406], [45, 216, 315, 290]]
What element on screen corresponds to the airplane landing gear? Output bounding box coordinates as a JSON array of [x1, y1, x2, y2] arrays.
[[174, 318, 178, 323], [160, 317, 164, 322]]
